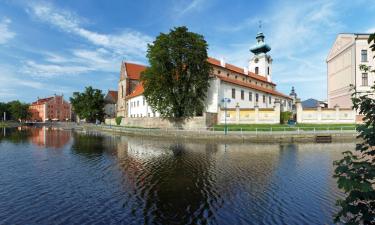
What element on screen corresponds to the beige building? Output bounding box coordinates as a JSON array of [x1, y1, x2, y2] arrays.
[[327, 33, 374, 108]]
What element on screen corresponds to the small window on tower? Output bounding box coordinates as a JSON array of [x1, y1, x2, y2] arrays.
[[255, 67, 259, 74], [267, 67, 270, 75]]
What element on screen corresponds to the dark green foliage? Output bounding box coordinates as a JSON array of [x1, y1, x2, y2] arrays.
[[70, 86, 105, 123], [5, 101, 30, 121], [115, 116, 123, 125], [333, 33, 375, 224], [280, 111, 292, 124], [141, 26, 212, 119]]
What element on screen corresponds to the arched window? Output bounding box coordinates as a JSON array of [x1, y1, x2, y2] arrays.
[[255, 67, 259, 74]]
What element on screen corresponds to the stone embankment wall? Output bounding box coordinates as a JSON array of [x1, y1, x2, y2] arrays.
[[296, 101, 356, 124], [105, 113, 218, 129]]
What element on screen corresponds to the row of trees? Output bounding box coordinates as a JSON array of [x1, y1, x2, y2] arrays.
[[0, 101, 30, 121]]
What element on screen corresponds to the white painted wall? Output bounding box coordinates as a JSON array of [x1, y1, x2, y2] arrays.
[[127, 95, 159, 118]]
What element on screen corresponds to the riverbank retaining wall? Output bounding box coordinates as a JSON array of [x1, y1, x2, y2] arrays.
[[105, 113, 218, 129]]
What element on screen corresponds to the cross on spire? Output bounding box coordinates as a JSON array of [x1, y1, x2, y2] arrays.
[[258, 20, 262, 31]]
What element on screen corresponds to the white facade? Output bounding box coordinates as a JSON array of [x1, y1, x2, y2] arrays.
[[127, 95, 159, 118], [327, 33, 375, 108], [119, 31, 292, 121]]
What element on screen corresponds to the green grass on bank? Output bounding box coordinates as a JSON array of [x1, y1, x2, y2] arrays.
[[213, 124, 357, 131]]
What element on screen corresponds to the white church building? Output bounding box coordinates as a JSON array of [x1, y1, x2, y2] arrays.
[[117, 32, 292, 121]]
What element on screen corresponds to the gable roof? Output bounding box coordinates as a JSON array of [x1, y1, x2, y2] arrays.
[[126, 83, 144, 99], [105, 90, 118, 103], [124, 62, 147, 80]]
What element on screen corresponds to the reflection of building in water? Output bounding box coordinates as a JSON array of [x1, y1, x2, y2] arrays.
[[29, 127, 71, 149]]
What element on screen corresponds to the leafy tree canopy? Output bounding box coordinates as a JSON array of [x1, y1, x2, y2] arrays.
[[7, 101, 30, 121], [333, 33, 375, 225], [70, 86, 105, 123], [141, 26, 212, 119]]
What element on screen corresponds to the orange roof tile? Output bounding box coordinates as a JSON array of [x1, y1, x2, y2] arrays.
[[107, 90, 118, 102], [126, 83, 144, 99], [124, 62, 147, 80], [31, 97, 54, 105], [206, 57, 275, 85], [219, 76, 291, 99]]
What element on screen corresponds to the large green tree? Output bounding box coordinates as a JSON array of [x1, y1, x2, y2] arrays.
[[141, 26, 212, 120], [333, 33, 375, 224], [70, 86, 105, 123], [7, 101, 30, 121]]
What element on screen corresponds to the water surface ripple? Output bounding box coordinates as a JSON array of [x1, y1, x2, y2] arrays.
[[0, 127, 349, 225]]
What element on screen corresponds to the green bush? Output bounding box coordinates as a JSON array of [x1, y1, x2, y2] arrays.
[[280, 111, 293, 124], [115, 116, 123, 125]]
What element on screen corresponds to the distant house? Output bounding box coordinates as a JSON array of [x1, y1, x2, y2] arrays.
[[302, 98, 328, 108], [104, 90, 118, 118], [29, 95, 71, 122]]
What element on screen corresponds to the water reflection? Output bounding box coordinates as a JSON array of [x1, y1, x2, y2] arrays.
[[0, 127, 353, 225]]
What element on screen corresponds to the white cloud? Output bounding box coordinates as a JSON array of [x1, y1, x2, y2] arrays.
[[0, 18, 15, 44], [28, 3, 152, 58], [23, 60, 92, 78]]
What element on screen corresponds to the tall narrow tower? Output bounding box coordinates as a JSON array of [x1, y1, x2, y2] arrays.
[[248, 31, 272, 82]]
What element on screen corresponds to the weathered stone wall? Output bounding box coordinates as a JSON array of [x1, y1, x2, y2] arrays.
[[106, 115, 209, 129]]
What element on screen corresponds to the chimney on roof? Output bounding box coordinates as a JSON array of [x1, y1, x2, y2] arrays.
[[243, 67, 248, 74], [220, 58, 226, 67]]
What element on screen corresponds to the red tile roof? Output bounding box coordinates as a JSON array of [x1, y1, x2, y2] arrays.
[[31, 97, 54, 105], [219, 76, 291, 99], [107, 90, 118, 102], [123, 57, 287, 99], [207, 57, 274, 85], [124, 62, 147, 80], [125, 83, 144, 99]]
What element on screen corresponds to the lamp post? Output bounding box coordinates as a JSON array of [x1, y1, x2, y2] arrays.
[[221, 97, 231, 135]]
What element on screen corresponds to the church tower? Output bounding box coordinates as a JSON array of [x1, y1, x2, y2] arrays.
[[248, 31, 272, 82]]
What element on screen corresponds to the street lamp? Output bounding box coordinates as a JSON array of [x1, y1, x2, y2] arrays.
[[221, 97, 231, 135]]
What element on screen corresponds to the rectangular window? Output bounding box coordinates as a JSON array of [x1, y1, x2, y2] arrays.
[[267, 67, 270, 75], [121, 85, 124, 98], [269, 96, 272, 104], [232, 88, 236, 99], [241, 90, 244, 100], [255, 93, 259, 102], [137, 101, 139, 107], [263, 95, 266, 103], [249, 92, 252, 101], [362, 73, 368, 86], [255, 67, 259, 74], [361, 50, 368, 62]]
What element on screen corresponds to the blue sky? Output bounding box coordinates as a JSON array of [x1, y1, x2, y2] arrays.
[[0, 0, 374, 103]]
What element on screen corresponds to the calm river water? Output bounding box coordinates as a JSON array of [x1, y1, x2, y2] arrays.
[[0, 127, 351, 225]]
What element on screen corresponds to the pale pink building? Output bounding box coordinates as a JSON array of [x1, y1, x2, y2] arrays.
[[327, 33, 375, 108], [29, 95, 71, 122]]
